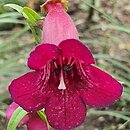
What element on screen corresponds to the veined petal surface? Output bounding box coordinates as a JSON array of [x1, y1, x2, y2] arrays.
[[80, 65, 123, 108], [9, 71, 50, 112], [28, 44, 59, 70], [59, 39, 95, 64], [45, 92, 86, 130]]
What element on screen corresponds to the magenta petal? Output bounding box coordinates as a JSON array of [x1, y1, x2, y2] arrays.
[[42, 4, 79, 45], [6, 102, 29, 126], [28, 44, 59, 70], [9, 71, 50, 112], [45, 93, 86, 130], [6, 102, 19, 121], [27, 114, 47, 130], [80, 65, 123, 108], [59, 39, 95, 64]]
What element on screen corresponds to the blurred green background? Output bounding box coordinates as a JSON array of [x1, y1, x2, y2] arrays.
[[0, 0, 130, 130]]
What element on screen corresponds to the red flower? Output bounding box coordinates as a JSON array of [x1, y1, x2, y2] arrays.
[[9, 1, 123, 130], [42, 1, 79, 45], [6, 102, 47, 130]]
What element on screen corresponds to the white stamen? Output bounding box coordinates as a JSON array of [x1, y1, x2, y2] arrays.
[[58, 74, 66, 90]]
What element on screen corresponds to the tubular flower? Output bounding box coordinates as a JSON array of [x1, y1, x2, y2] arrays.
[[6, 102, 47, 130], [9, 1, 123, 130]]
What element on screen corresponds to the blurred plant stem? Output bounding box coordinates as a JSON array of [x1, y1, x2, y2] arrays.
[[87, 0, 95, 22]]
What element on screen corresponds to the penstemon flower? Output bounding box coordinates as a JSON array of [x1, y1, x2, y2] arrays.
[[8, 0, 123, 130], [6, 102, 47, 130]]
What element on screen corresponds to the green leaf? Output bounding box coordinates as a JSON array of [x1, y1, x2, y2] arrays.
[[0, 110, 6, 117], [0, 18, 25, 24], [37, 110, 46, 121], [88, 110, 130, 121], [4, 4, 23, 14], [4, 4, 41, 44], [88, 24, 130, 34], [0, 12, 22, 18], [4, 4, 41, 26], [28, 21, 41, 44], [0, 92, 9, 102], [22, 7, 41, 25], [81, 0, 119, 24], [37, 110, 50, 129], [22, 7, 42, 44], [7, 107, 28, 130], [123, 92, 130, 101], [94, 54, 130, 74], [118, 119, 130, 129]]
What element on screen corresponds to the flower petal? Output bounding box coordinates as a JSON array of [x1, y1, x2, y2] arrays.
[[28, 44, 59, 70], [42, 3, 79, 45], [59, 39, 95, 64], [80, 65, 123, 108], [9, 71, 50, 112], [45, 93, 86, 130], [27, 114, 48, 130], [6, 102, 29, 126]]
